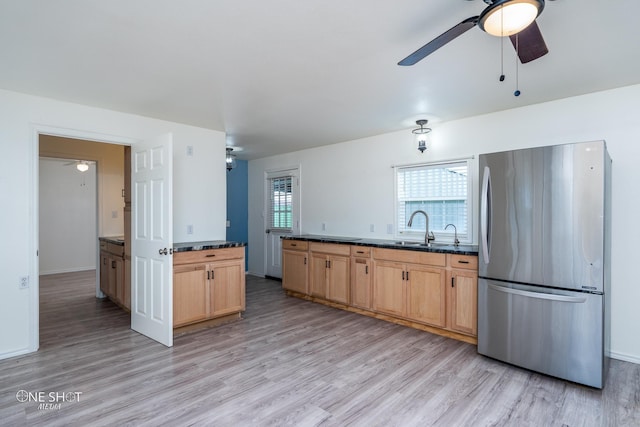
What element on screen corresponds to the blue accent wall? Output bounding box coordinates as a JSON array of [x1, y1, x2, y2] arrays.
[[226, 159, 249, 270]]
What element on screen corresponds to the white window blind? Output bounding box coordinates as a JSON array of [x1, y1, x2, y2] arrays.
[[268, 175, 293, 232], [396, 160, 470, 241]]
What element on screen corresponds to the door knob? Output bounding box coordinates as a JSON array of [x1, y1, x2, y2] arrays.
[[158, 248, 168, 255]]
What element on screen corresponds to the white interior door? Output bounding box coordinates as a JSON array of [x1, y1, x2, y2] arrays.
[[131, 133, 173, 347], [265, 168, 300, 278]]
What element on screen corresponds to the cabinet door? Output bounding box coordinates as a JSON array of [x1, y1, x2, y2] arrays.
[[100, 252, 109, 295], [114, 257, 125, 305], [326, 255, 349, 304], [373, 261, 406, 317], [173, 264, 208, 327], [107, 256, 117, 299], [449, 269, 478, 336], [210, 261, 245, 317], [351, 257, 371, 309], [310, 253, 327, 298], [282, 250, 308, 294], [407, 265, 446, 327]]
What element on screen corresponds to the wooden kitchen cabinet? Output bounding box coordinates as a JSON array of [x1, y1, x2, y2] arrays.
[[173, 247, 245, 328], [282, 239, 478, 344], [210, 261, 245, 316], [99, 239, 125, 308], [309, 243, 350, 304], [373, 260, 406, 316], [407, 265, 446, 328], [447, 254, 478, 336], [173, 264, 208, 327], [350, 246, 372, 310], [282, 240, 309, 294]]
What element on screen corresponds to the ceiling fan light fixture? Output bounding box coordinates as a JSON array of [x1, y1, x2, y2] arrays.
[[76, 161, 89, 172], [479, 0, 544, 37]]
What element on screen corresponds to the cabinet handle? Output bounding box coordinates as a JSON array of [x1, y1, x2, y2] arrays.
[[103, 258, 107, 265], [402, 271, 405, 281], [451, 277, 455, 287], [365, 265, 368, 274], [206, 254, 216, 257], [328, 260, 331, 269], [207, 271, 210, 280], [406, 271, 409, 281], [458, 260, 469, 264], [304, 257, 307, 265], [211, 270, 215, 280], [291, 243, 297, 247], [357, 250, 364, 254], [112, 260, 116, 269]]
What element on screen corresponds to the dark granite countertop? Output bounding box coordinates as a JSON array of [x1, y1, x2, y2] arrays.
[[173, 241, 247, 253], [99, 236, 125, 246], [282, 234, 478, 255]]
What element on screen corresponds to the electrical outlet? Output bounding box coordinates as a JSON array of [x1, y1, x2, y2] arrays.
[[19, 276, 29, 289], [186, 145, 194, 157], [187, 225, 193, 234], [387, 224, 394, 234], [370, 224, 375, 232], [321, 222, 327, 232], [226, 220, 231, 228], [111, 210, 118, 219]]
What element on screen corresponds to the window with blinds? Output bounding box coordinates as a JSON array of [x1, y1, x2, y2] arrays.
[[396, 160, 470, 241], [268, 176, 293, 232]]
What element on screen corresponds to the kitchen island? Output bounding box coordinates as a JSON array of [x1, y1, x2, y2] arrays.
[[173, 241, 246, 333], [282, 235, 479, 344]]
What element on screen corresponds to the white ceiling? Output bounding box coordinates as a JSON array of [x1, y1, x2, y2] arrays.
[[1, 1, 639, 160]]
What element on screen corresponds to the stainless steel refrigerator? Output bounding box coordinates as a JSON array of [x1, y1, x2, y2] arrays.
[[478, 140, 611, 389]]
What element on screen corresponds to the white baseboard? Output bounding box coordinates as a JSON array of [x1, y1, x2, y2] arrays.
[[609, 350, 640, 365], [39, 266, 96, 276], [0, 346, 36, 361]]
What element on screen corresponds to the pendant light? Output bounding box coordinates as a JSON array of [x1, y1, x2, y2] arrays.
[[412, 120, 431, 153], [226, 147, 236, 171]]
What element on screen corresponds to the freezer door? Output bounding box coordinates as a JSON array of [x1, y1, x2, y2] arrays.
[[479, 141, 605, 292], [478, 278, 605, 388]]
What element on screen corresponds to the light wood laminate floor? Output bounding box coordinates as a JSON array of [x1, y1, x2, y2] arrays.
[[0, 271, 638, 426]]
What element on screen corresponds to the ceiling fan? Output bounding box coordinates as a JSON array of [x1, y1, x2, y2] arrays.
[[398, 0, 549, 66], [64, 160, 95, 172]]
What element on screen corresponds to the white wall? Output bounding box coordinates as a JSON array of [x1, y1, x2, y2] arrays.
[[248, 83, 640, 364], [39, 158, 97, 274], [0, 89, 227, 359]]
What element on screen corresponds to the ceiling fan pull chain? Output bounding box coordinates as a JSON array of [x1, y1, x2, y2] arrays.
[[514, 33, 521, 97], [499, 6, 505, 82]]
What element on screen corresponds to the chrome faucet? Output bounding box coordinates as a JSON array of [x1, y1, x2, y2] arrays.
[[445, 223, 459, 246], [408, 210, 435, 245]]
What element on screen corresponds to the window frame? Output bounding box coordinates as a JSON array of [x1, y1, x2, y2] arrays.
[[394, 159, 473, 244]]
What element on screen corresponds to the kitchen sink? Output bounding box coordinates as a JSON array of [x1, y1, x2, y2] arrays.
[[393, 241, 421, 246]]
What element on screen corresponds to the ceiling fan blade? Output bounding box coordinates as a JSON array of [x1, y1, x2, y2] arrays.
[[509, 20, 548, 64], [398, 16, 479, 66]]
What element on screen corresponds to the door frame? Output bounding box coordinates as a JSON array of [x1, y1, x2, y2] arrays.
[[30, 124, 140, 353], [263, 166, 301, 278]]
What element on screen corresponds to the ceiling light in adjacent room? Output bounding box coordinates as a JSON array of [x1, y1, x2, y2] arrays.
[[76, 161, 90, 172]]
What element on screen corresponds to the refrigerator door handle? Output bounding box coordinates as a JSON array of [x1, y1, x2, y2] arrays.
[[488, 283, 587, 303], [480, 166, 491, 264]]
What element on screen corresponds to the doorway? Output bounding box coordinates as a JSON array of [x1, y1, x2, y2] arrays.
[[264, 167, 300, 279], [39, 136, 128, 339]]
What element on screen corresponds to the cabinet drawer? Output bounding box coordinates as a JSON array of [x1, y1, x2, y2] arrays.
[[309, 242, 350, 256], [174, 247, 244, 265], [449, 254, 478, 270], [351, 246, 371, 257], [282, 240, 308, 251], [372, 248, 446, 267]]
